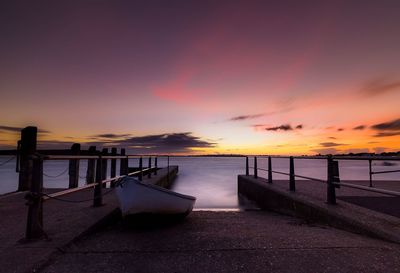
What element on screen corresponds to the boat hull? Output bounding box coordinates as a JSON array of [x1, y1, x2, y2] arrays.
[[115, 177, 196, 216]]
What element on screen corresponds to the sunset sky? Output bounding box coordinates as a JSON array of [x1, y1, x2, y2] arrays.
[[0, 0, 399, 155]]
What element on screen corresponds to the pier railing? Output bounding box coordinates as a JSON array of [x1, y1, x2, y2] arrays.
[[245, 155, 400, 205]]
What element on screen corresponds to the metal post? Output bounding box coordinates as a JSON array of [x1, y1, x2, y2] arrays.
[[148, 157, 152, 178], [245, 156, 249, 176], [68, 143, 80, 188], [110, 147, 117, 186], [254, 156, 258, 178], [86, 146, 96, 184], [327, 156, 336, 204], [18, 126, 37, 191], [25, 155, 45, 239], [268, 156, 272, 183], [154, 157, 158, 175], [101, 148, 108, 187], [119, 148, 127, 176], [139, 157, 143, 181], [369, 159, 373, 187], [93, 156, 103, 207], [289, 156, 295, 191]]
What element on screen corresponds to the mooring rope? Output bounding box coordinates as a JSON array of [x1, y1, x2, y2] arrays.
[[41, 187, 116, 203], [43, 167, 69, 178], [0, 156, 16, 166]]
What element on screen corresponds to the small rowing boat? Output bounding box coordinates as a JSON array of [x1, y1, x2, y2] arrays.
[[115, 176, 196, 216]]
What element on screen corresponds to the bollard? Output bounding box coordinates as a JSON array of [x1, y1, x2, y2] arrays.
[[68, 143, 80, 188], [268, 156, 272, 183], [110, 147, 117, 186], [289, 156, 295, 191], [25, 155, 45, 239], [18, 126, 37, 191], [148, 157, 152, 178], [154, 157, 158, 175], [254, 156, 258, 178], [246, 156, 249, 176], [86, 146, 96, 184], [327, 156, 337, 204], [139, 157, 143, 181], [101, 148, 108, 187], [93, 157, 103, 207]]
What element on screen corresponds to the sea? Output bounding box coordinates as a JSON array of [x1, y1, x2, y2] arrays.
[[0, 156, 398, 208]]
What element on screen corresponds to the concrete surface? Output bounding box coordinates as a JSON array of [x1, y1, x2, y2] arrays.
[[39, 211, 400, 273], [0, 166, 177, 273]]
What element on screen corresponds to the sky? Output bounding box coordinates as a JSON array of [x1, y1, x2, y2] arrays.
[[0, 0, 399, 155]]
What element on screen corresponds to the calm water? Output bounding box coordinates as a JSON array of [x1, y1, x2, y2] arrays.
[[0, 156, 398, 208]]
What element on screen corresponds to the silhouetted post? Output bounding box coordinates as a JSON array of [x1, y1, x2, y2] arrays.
[[245, 157, 249, 176], [101, 148, 108, 187], [154, 157, 158, 175], [139, 157, 143, 181], [289, 156, 295, 191], [16, 140, 21, 172], [18, 126, 37, 191], [86, 146, 96, 184], [369, 159, 373, 187], [68, 143, 80, 188], [148, 157, 152, 178], [93, 157, 103, 207], [268, 156, 272, 183], [327, 156, 336, 204], [25, 155, 44, 239], [119, 149, 128, 176], [110, 147, 117, 176], [333, 161, 340, 189], [254, 157, 258, 178]]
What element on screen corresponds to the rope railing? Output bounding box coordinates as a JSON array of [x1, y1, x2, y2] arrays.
[[245, 155, 400, 205], [0, 156, 16, 166]]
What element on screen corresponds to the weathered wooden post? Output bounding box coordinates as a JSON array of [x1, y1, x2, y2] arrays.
[[268, 156, 272, 183], [18, 126, 37, 191], [101, 148, 108, 187], [139, 157, 143, 181], [86, 146, 96, 184], [148, 157, 152, 178], [245, 156, 249, 176], [68, 143, 80, 188], [25, 155, 44, 239], [119, 148, 128, 176], [93, 156, 103, 207], [289, 156, 295, 191], [327, 156, 336, 204], [154, 157, 158, 175], [254, 156, 258, 178], [110, 147, 117, 187]]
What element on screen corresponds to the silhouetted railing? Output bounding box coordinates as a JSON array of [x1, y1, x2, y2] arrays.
[[245, 155, 400, 205]]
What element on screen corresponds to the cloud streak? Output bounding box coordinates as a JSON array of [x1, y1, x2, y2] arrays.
[[229, 113, 264, 121], [361, 79, 400, 97]]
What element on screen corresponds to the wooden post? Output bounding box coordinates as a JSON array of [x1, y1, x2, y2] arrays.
[[139, 157, 143, 181], [86, 146, 96, 184], [18, 126, 37, 191], [119, 148, 128, 176], [369, 159, 373, 187], [289, 156, 295, 191], [68, 143, 80, 188], [254, 156, 258, 178], [110, 147, 117, 187], [25, 155, 44, 239], [245, 156, 249, 176], [101, 148, 108, 187], [148, 157, 152, 178], [268, 156, 272, 183], [327, 156, 336, 204], [93, 157, 103, 207], [154, 157, 158, 175]]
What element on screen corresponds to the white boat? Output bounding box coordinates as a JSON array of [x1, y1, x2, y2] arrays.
[[115, 176, 196, 216]]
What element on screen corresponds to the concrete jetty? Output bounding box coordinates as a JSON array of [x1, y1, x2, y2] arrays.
[[0, 166, 177, 273]]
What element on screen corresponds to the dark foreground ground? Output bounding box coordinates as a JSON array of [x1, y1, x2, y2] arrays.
[[40, 211, 400, 273]]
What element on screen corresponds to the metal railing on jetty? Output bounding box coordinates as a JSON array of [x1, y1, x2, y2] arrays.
[[245, 155, 400, 205], [8, 126, 172, 240]]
